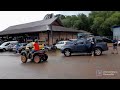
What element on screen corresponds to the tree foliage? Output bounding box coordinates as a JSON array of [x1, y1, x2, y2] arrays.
[[55, 11, 120, 36]]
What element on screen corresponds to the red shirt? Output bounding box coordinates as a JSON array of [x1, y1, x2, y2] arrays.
[[33, 42, 40, 51]]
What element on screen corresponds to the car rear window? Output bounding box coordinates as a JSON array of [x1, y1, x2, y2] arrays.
[[66, 41, 72, 44]]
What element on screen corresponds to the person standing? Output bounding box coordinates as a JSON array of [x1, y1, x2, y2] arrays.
[[112, 37, 118, 54], [16, 42, 21, 53], [91, 37, 96, 56]]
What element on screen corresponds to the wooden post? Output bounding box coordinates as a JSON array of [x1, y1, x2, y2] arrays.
[[47, 31, 50, 45], [72, 33, 73, 39], [50, 25, 53, 45]]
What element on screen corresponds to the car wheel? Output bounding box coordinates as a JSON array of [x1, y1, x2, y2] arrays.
[[21, 54, 27, 63], [33, 55, 41, 63], [64, 49, 71, 57], [119, 43, 120, 46], [95, 48, 102, 56], [54, 46, 57, 50], [3, 48, 6, 52], [42, 54, 48, 61]]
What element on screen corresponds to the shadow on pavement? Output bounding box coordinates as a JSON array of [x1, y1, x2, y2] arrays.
[[20, 60, 48, 65]]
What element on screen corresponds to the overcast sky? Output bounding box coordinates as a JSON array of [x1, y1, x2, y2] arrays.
[[0, 11, 90, 31]]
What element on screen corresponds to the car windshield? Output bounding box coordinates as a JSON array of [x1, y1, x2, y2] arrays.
[[57, 41, 64, 44], [66, 41, 75, 44], [1, 42, 9, 46], [8, 44, 14, 47], [96, 39, 104, 43], [20, 43, 26, 46], [26, 42, 33, 47]]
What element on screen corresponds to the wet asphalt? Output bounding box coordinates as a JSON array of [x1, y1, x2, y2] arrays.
[[0, 47, 120, 79]]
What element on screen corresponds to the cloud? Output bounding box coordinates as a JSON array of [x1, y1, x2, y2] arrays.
[[56, 11, 91, 16]]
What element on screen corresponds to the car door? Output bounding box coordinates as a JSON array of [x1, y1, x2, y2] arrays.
[[85, 40, 92, 52], [4, 42, 10, 50], [56, 41, 64, 49], [59, 41, 65, 49], [74, 40, 87, 52]]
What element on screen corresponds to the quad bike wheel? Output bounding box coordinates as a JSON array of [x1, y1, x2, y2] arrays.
[[21, 54, 27, 63], [33, 55, 41, 63], [42, 54, 48, 61]]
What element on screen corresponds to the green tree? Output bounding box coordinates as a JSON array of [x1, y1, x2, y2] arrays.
[[54, 11, 120, 36], [55, 14, 65, 20]]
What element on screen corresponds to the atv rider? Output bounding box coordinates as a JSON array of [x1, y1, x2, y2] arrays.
[[31, 39, 40, 53]]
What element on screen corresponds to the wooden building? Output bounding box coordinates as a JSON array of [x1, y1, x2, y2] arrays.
[[0, 17, 89, 45]]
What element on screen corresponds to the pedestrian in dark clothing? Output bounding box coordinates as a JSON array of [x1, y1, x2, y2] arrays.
[[91, 37, 96, 56], [112, 38, 118, 54]]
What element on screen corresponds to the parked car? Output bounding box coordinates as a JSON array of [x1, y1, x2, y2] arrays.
[[13, 43, 27, 53], [61, 38, 108, 57], [44, 44, 51, 51], [50, 44, 57, 51], [0, 41, 18, 52], [55, 41, 71, 49], [25, 42, 44, 50], [0, 41, 4, 45], [8, 42, 18, 51]]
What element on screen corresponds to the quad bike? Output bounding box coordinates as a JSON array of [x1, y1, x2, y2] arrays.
[[20, 47, 48, 63]]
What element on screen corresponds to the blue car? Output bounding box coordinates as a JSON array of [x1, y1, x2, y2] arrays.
[[61, 38, 108, 57]]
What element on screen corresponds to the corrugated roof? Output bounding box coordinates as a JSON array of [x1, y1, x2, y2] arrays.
[[4, 17, 58, 31], [0, 25, 49, 35], [0, 17, 91, 35]]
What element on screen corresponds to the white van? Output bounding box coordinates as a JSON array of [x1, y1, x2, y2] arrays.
[[0, 41, 18, 51]]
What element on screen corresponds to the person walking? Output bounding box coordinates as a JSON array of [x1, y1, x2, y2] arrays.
[[91, 37, 96, 56], [16, 41, 21, 53], [112, 37, 118, 54]]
